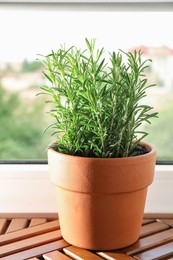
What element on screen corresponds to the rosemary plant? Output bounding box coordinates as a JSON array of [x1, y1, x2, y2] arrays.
[[39, 39, 158, 158]]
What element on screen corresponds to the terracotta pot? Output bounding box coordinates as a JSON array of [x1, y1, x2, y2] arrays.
[[48, 141, 156, 250]]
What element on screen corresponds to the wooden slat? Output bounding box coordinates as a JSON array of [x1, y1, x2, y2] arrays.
[[0, 240, 69, 260], [43, 250, 72, 260], [142, 219, 155, 225], [0, 213, 58, 219], [134, 241, 173, 260], [0, 230, 62, 257], [6, 219, 28, 233], [0, 219, 8, 235], [28, 258, 40, 260], [63, 246, 103, 260], [123, 228, 173, 255], [97, 251, 134, 259], [139, 221, 169, 238], [0, 220, 60, 246], [29, 218, 47, 227], [159, 218, 173, 227], [144, 213, 173, 219], [1, 216, 173, 259]]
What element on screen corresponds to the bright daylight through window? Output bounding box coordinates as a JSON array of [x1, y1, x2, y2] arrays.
[[0, 6, 172, 161]]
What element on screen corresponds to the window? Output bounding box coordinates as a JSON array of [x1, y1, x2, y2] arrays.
[[0, 1, 173, 161], [1, 1, 173, 214]]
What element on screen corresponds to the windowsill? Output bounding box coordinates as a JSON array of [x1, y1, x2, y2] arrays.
[[0, 164, 173, 214]]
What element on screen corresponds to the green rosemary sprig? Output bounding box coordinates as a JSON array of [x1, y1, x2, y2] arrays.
[[38, 39, 158, 158]]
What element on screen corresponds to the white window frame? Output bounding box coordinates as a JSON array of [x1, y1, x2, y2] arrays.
[[0, 0, 173, 215], [0, 164, 173, 215]]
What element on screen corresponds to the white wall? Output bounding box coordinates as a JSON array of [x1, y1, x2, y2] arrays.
[[0, 164, 173, 214]]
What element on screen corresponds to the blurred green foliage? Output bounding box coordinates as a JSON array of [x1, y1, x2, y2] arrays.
[[0, 85, 50, 159], [0, 81, 172, 161], [145, 103, 173, 160], [21, 59, 43, 73]]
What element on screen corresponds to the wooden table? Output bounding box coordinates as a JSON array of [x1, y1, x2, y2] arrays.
[[0, 214, 173, 260]]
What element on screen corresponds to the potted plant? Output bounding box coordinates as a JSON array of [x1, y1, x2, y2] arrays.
[[39, 39, 158, 250]]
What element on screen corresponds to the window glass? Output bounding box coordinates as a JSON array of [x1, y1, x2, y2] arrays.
[[0, 8, 172, 160]]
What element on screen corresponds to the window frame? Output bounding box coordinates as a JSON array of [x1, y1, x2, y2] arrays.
[[0, 0, 173, 165], [1, 163, 173, 214], [0, 0, 173, 215]]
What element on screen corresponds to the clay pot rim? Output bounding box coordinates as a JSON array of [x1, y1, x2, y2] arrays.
[[49, 141, 156, 164], [48, 140, 156, 193]]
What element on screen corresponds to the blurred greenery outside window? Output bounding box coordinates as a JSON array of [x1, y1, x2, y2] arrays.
[[0, 4, 173, 161]]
